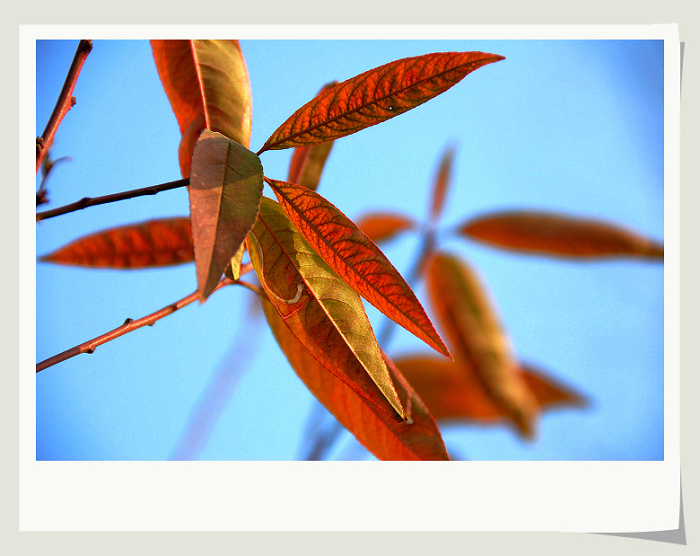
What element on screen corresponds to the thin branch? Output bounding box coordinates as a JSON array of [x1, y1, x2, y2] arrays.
[[36, 264, 254, 373], [37, 40, 93, 173], [36, 178, 190, 221]]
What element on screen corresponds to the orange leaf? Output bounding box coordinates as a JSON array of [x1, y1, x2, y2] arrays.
[[249, 197, 405, 419], [395, 355, 586, 433], [151, 40, 252, 177], [286, 82, 337, 191], [355, 212, 416, 243], [429, 145, 455, 223], [261, 297, 449, 460], [258, 51, 504, 153], [189, 130, 263, 301], [460, 211, 664, 260], [267, 178, 449, 357], [39, 218, 194, 268], [426, 252, 538, 437]]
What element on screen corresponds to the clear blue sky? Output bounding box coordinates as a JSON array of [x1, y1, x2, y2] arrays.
[[35, 38, 665, 461]]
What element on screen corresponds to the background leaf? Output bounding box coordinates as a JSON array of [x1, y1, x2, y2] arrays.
[[355, 212, 416, 243], [395, 355, 586, 432], [261, 297, 449, 460], [460, 211, 664, 260], [258, 51, 505, 153], [151, 40, 253, 177], [267, 178, 449, 357], [39, 218, 193, 268], [429, 145, 455, 223], [189, 130, 263, 301], [250, 197, 405, 419], [426, 252, 539, 437]]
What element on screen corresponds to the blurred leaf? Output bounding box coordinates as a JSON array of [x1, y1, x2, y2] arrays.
[[429, 145, 455, 223], [355, 212, 416, 243], [261, 297, 449, 460], [286, 82, 338, 191], [189, 130, 263, 301], [258, 51, 505, 153], [151, 40, 252, 177], [460, 211, 664, 260], [39, 217, 194, 268], [426, 252, 539, 437], [267, 178, 449, 357], [395, 355, 586, 431], [250, 197, 405, 419]]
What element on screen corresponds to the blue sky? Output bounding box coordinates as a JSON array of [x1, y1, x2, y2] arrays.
[[35, 38, 665, 461]]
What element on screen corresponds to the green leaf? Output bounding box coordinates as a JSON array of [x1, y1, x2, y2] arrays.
[[249, 197, 405, 419], [189, 130, 263, 301]]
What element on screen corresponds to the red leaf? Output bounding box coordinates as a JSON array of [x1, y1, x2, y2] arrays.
[[258, 51, 504, 153], [189, 130, 263, 301], [151, 40, 252, 177], [429, 145, 455, 223], [460, 211, 664, 260], [39, 218, 193, 268], [355, 212, 416, 243], [267, 178, 449, 357], [261, 297, 449, 460], [426, 252, 539, 437], [395, 355, 586, 433], [249, 197, 405, 419]]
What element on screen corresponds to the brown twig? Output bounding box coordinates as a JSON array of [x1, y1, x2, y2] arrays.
[[36, 178, 190, 221], [36, 40, 93, 173], [36, 266, 254, 373]]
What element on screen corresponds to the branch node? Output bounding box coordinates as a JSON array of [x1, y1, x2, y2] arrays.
[[123, 318, 133, 326]]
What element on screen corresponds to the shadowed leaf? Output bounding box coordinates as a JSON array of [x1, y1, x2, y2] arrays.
[[258, 51, 505, 153], [426, 252, 539, 437], [429, 145, 455, 223], [151, 40, 252, 177], [250, 197, 405, 419], [39, 218, 193, 268], [189, 130, 263, 301], [395, 355, 586, 433], [356, 212, 416, 243], [267, 178, 449, 357], [460, 211, 664, 260], [261, 297, 449, 460]]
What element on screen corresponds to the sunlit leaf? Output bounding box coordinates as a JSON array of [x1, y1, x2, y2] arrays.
[[224, 242, 246, 281], [395, 355, 586, 433], [267, 178, 449, 357], [249, 197, 405, 419], [39, 217, 193, 268], [460, 211, 664, 260], [261, 297, 449, 460], [355, 212, 416, 243], [426, 252, 538, 437], [151, 40, 252, 177], [286, 82, 337, 191], [258, 51, 505, 153], [189, 130, 263, 301], [429, 145, 455, 223]]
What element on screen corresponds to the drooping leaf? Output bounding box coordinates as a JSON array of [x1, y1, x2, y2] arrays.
[[189, 130, 263, 301], [39, 218, 193, 268], [267, 178, 449, 357], [460, 211, 664, 260], [395, 355, 586, 432], [355, 212, 416, 243], [249, 197, 405, 419], [151, 40, 252, 177], [258, 51, 505, 153], [261, 297, 449, 460], [286, 82, 337, 191], [426, 252, 539, 437], [429, 145, 455, 223]]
